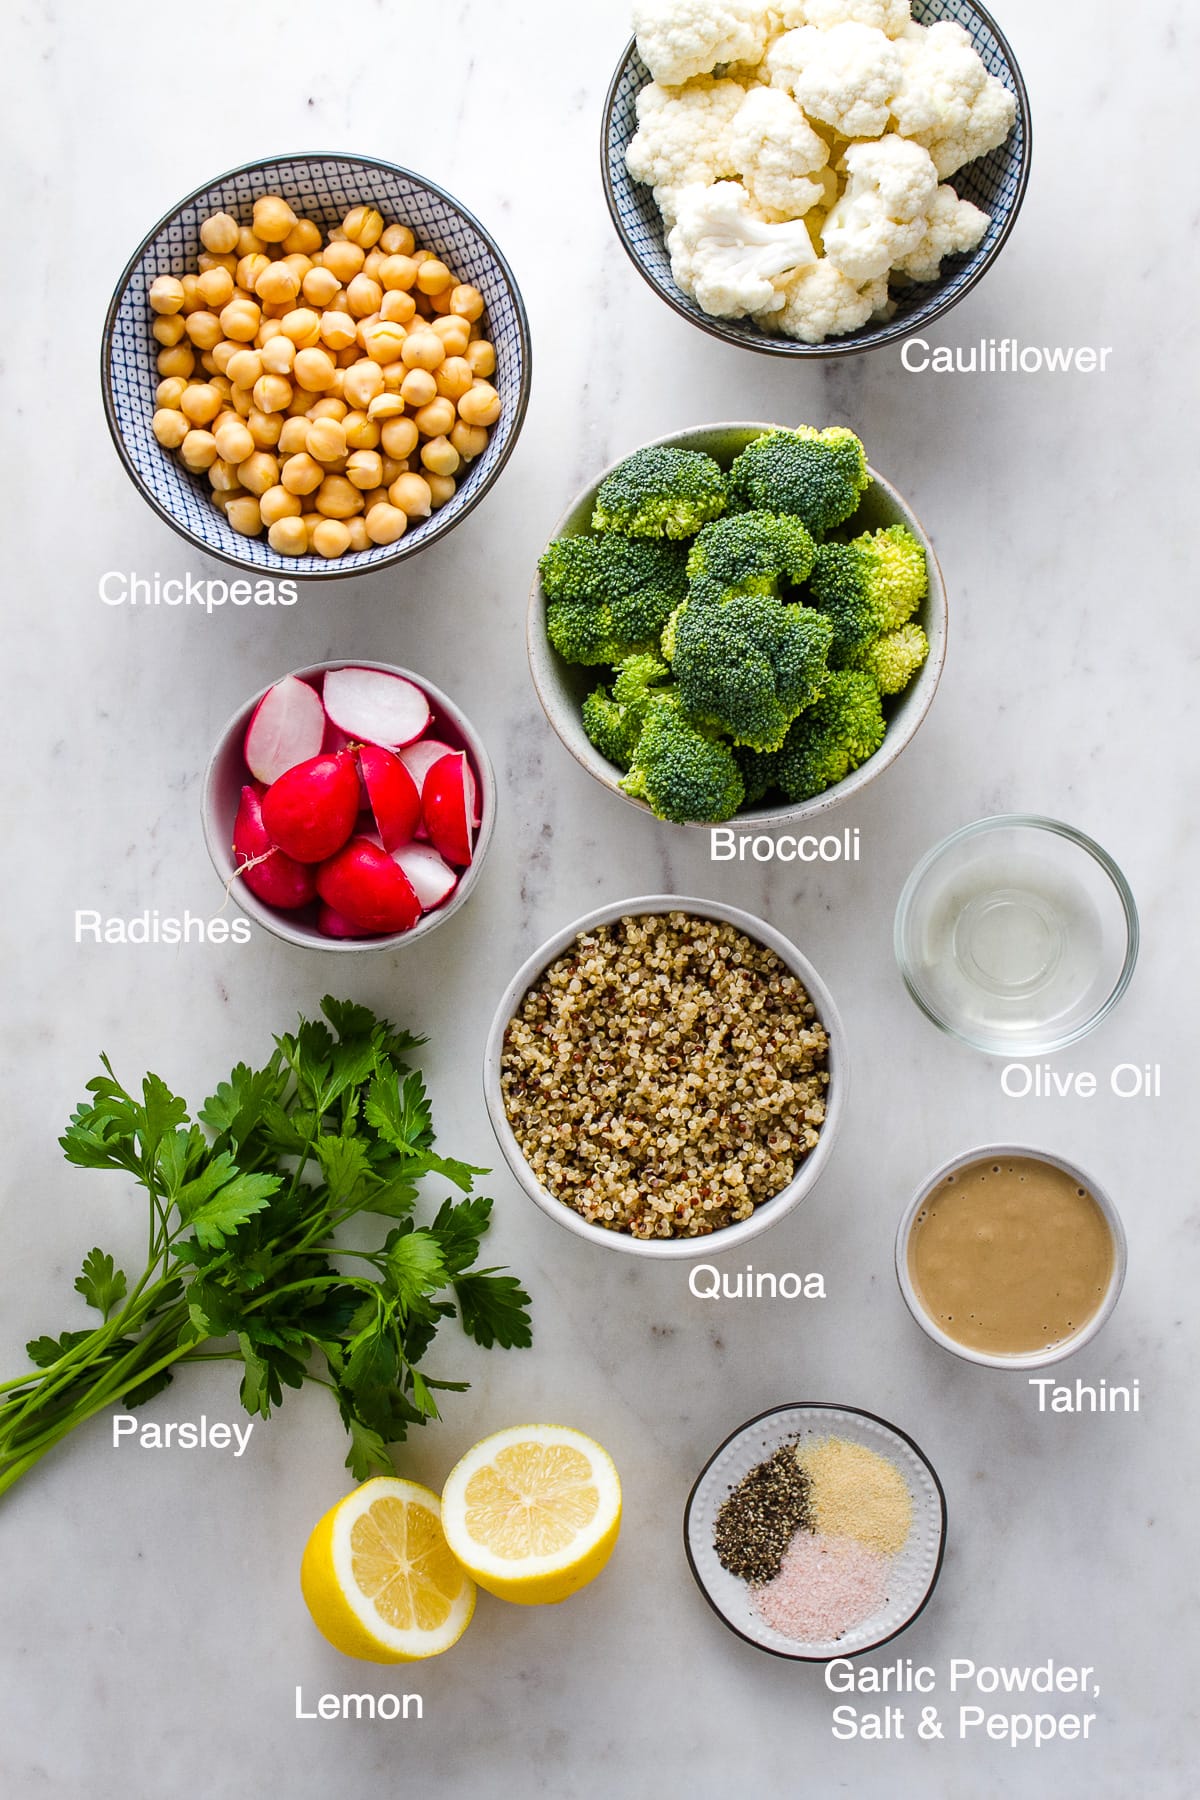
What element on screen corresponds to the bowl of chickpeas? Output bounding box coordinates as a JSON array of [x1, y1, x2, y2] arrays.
[[103, 152, 531, 576]]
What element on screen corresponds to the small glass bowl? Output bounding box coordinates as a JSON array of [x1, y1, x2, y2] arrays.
[[895, 816, 1139, 1056]]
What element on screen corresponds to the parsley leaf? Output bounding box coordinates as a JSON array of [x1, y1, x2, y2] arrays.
[[74, 1249, 127, 1321]]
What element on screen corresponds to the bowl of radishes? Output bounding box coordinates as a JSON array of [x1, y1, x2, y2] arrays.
[[203, 660, 494, 949]]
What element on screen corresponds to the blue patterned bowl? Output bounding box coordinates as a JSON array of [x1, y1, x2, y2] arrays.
[[103, 153, 532, 579], [602, 0, 1031, 358]]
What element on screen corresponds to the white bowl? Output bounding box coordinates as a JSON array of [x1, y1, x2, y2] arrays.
[[202, 659, 496, 952], [895, 1144, 1128, 1370], [527, 422, 947, 832], [685, 1404, 947, 1661], [482, 894, 846, 1259]]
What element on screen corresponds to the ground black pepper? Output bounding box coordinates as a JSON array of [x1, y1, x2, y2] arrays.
[[713, 1444, 813, 1585]]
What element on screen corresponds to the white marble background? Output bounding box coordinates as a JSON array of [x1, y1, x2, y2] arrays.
[[1, 1, 1197, 1795]]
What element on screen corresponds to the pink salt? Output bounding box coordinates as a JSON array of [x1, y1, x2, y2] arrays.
[[752, 1531, 891, 1643]]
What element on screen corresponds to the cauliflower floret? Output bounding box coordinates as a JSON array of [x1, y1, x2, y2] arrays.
[[726, 86, 831, 219], [779, 0, 912, 36], [667, 181, 818, 318], [823, 134, 937, 281], [757, 257, 886, 342], [893, 184, 989, 280], [633, 0, 775, 88], [891, 21, 1017, 177], [626, 76, 746, 220], [766, 22, 903, 139]]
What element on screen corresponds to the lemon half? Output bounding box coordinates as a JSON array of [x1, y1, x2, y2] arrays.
[[300, 1476, 476, 1662], [440, 1425, 622, 1606]]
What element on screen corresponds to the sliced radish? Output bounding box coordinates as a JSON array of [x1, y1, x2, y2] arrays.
[[317, 837, 422, 934], [321, 717, 353, 757], [322, 666, 430, 749], [243, 676, 325, 785], [318, 903, 378, 939], [232, 787, 318, 910], [422, 752, 478, 867], [391, 843, 458, 912], [398, 738, 457, 795], [260, 751, 360, 863], [358, 745, 421, 852]]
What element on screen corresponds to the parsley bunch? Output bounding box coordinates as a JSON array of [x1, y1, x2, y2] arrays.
[[0, 998, 531, 1497]]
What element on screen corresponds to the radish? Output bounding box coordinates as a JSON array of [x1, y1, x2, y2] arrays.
[[397, 738, 457, 795], [322, 666, 430, 748], [317, 838, 422, 935], [231, 787, 318, 910], [260, 751, 360, 863], [358, 745, 421, 852], [422, 752, 479, 867], [243, 676, 325, 785], [391, 843, 458, 912], [317, 904, 378, 939]]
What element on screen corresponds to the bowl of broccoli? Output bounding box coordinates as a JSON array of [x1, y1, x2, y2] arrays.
[[527, 422, 947, 829]]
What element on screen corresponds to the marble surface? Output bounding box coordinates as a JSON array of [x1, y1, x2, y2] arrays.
[[2, 1, 1197, 1795]]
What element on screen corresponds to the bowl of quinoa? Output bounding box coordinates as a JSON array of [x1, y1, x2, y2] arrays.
[[484, 896, 846, 1259]]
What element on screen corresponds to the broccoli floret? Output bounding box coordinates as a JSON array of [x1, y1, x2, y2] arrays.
[[581, 652, 671, 770], [540, 534, 688, 666], [810, 524, 929, 660], [668, 592, 833, 753], [844, 621, 930, 695], [592, 445, 728, 540], [685, 509, 818, 608], [776, 671, 886, 802], [620, 691, 745, 824], [734, 743, 782, 807], [728, 426, 870, 536]]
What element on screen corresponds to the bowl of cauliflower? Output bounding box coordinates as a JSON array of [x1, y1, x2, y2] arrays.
[[602, 0, 1030, 353]]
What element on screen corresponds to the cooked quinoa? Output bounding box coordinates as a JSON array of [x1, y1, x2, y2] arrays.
[[499, 911, 830, 1240]]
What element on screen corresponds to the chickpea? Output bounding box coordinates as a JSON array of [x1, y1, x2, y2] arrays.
[[378, 255, 417, 292], [399, 367, 437, 409], [306, 417, 348, 463], [364, 502, 407, 545], [420, 436, 460, 477], [199, 211, 240, 255], [286, 385, 313, 416], [207, 457, 242, 493], [275, 418, 308, 456], [345, 516, 372, 551], [283, 218, 323, 256], [322, 239, 365, 285], [260, 333, 296, 375], [343, 412, 380, 451], [389, 471, 432, 518], [198, 251, 238, 277], [253, 195, 298, 244], [382, 361, 409, 392], [450, 421, 489, 462], [152, 314, 187, 347], [345, 449, 383, 490], [379, 223, 416, 256], [427, 472, 457, 508], [308, 396, 347, 422], [363, 248, 387, 280], [414, 258, 452, 297], [180, 428, 219, 470], [314, 474, 364, 519], [458, 381, 502, 427], [466, 339, 496, 378], [231, 386, 253, 422], [400, 329, 445, 372], [237, 252, 271, 293], [197, 267, 235, 309], [380, 456, 408, 485], [248, 408, 283, 449], [156, 377, 187, 409], [226, 348, 263, 389], [179, 382, 221, 425], [214, 417, 254, 464], [362, 487, 390, 510], [157, 343, 196, 378], [342, 205, 384, 248], [259, 484, 302, 526], [220, 299, 262, 343], [280, 307, 322, 347], [200, 352, 223, 376], [293, 346, 337, 392], [367, 392, 406, 421], [311, 518, 352, 559], [268, 516, 309, 555], [180, 274, 207, 313], [358, 319, 407, 365], [236, 226, 265, 258], [432, 315, 471, 356], [319, 310, 358, 352], [336, 344, 361, 369], [413, 396, 457, 439], [344, 273, 383, 320], [152, 408, 191, 449], [342, 360, 384, 410], [226, 495, 263, 536], [149, 275, 186, 315], [279, 451, 323, 495], [381, 416, 420, 460], [253, 373, 293, 414], [255, 261, 301, 306], [449, 282, 485, 322], [380, 289, 417, 326], [257, 316, 284, 344], [302, 265, 341, 307], [238, 451, 279, 496], [434, 356, 473, 402], [184, 310, 223, 352]]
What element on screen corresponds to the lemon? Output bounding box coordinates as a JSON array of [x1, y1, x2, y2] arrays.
[[440, 1424, 622, 1606], [300, 1476, 475, 1662]]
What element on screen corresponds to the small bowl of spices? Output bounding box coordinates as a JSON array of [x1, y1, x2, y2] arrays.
[[685, 1405, 946, 1661], [484, 897, 846, 1259], [897, 1145, 1128, 1369]]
